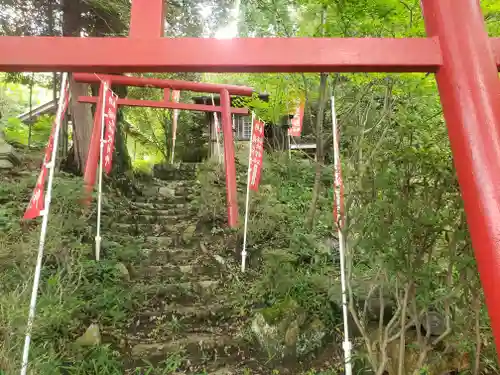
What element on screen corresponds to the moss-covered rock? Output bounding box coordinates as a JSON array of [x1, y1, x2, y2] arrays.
[[75, 324, 101, 347], [251, 298, 327, 363]]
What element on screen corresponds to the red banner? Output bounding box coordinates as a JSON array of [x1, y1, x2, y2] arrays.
[[83, 79, 110, 203], [249, 119, 265, 191], [214, 111, 222, 133], [332, 109, 345, 229], [103, 89, 118, 174], [24, 80, 70, 220], [287, 100, 305, 137]]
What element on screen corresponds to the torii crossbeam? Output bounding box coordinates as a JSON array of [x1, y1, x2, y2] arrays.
[[2, 0, 500, 360]]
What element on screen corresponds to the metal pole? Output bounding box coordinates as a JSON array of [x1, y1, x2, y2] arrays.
[[95, 81, 108, 261], [171, 91, 179, 164], [171, 137, 176, 164], [211, 94, 222, 164], [288, 134, 292, 159], [20, 72, 69, 375], [422, 0, 500, 358], [28, 73, 34, 149], [241, 113, 255, 272], [331, 95, 352, 375]]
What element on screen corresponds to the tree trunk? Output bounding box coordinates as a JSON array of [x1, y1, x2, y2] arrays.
[[111, 85, 131, 176], [62, 0, 94, 174], [68, 78, 93, 174], [305, 73, 329, 230], [46, 0, 57, 101]]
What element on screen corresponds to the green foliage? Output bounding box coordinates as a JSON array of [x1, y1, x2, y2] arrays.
[[0, 76, 52, 125], [4, 114, 53, 147], [483, 0, 500, 35], [0, 173, 143, 374], [124, 78, 209, 165], [198, 153, 338, 328], [59, 346, 123, 375]]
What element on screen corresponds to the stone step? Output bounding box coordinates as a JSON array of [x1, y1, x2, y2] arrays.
[[143, 236, 200, 248], [129, 367, 244, 375], [108, 213, 193, 225], [132, 195, 192, 205], [110, 223, 198, 239], [129, 333, 245, 367], [144, 236, 176, 247], [155, 179, 199, 186], [157, 186, 197, 197], [136, 263, 221, 282], [171, 368, 244, 375], [136, 280, 220, 304], [132, 303, 235, 332], [123, 207, 196, 218], [101, 203, 192, 217], [153, 167, 198, 181], [142, 247, 198, 265]]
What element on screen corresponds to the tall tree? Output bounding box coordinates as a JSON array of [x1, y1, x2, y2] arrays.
[[62, 0, 94, 173]]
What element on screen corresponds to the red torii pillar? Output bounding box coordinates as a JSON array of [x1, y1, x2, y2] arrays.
[[220, 89, 238, 227], [422, 0, 500, 352]]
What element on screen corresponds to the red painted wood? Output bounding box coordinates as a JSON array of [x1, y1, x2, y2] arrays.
[[130, 0, 165, 38], [0, 36, 448, 73], [83, 80, 107, 199], [78, 96, 249, 115], [220, 89, 239, 228], [422, 0, 500, 359], [74, 73, 254, 96]]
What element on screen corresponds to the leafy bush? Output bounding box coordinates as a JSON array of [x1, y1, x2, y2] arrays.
[[3, 115, 55, 148], [197, 153, 341, 331]]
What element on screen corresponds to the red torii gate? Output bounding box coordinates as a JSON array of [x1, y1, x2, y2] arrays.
[[2, 0, 500, 359], [75, 73, 253, 227]]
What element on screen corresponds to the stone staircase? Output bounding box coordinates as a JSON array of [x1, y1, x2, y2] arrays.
[[102, 164, 257, 374]]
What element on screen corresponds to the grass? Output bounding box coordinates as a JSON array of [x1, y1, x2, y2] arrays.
[[0, 172, 147, 374]]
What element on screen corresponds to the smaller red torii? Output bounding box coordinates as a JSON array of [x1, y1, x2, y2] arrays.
[[78, 96, 249, 115], [78, 74, 254, 228]]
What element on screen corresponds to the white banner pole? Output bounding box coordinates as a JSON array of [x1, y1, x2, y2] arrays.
[[241, 112, 255, 273], [171, 136, 176, 164], [332, 95, 353, 375], [20, 72, 69, 375], [211, 94, 222, 164], [95, 82, 108, 262]]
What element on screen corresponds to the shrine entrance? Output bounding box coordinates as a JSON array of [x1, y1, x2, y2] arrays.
[[2, 0, 500, 365]]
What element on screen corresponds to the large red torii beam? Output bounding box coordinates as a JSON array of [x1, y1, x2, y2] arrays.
[[2, 0, 500, 360], [0, 37, 499, 73]]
